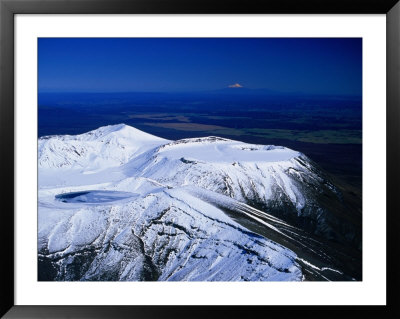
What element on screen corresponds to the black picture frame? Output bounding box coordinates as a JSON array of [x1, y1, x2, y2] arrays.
[[1, 0, 399, 318]]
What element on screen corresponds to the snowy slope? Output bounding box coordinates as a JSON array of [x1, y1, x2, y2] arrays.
[[125, 136, 305, 207], [38, 178, 302, 281]]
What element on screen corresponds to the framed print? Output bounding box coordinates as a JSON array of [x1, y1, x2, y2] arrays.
[[1, 0, 399, 318]]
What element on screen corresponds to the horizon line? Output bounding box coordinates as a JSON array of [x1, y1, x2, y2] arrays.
[[38, 89, 362, 98]]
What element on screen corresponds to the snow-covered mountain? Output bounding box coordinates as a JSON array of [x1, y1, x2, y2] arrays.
[[38, 124, 361, 281]]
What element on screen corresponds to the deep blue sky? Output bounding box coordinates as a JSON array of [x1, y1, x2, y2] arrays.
[[38, 38, 362, 96]]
